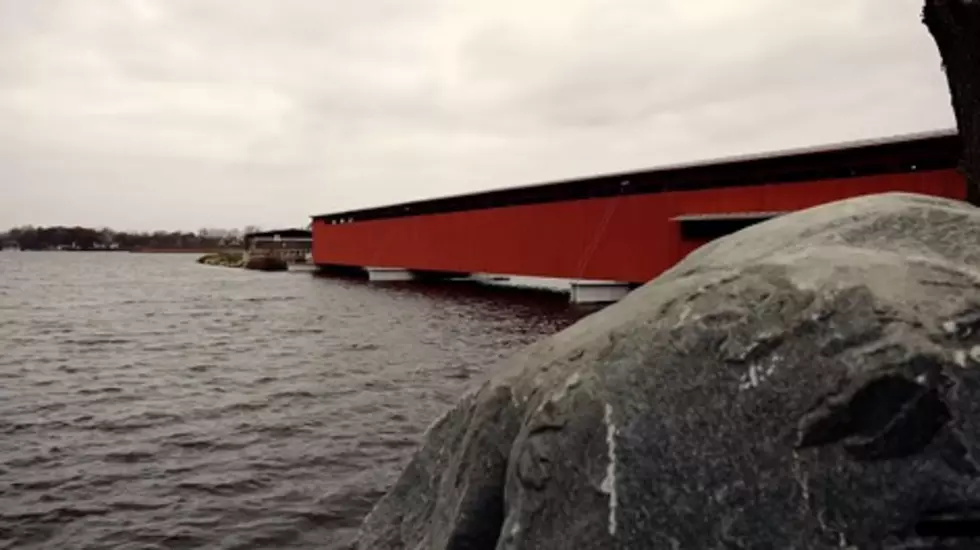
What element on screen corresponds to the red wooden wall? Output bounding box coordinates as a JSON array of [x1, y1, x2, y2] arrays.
[[312, 170, 965, 284]]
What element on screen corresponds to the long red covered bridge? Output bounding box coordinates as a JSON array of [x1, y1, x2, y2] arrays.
[[311, 130, 965, 289]]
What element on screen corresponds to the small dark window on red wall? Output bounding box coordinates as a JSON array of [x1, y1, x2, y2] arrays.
[[675, 212, 783, 241]]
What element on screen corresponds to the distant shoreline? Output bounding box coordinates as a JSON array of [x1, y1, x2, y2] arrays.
[[129, 248, 239, 254], [2, 248, 240, 254]]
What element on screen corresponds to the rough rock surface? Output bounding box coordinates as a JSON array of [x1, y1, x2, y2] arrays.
[[352, 192, 980, 549]]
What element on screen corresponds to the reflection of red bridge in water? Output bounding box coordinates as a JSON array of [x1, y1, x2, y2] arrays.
[[311, 130, 966, 302]]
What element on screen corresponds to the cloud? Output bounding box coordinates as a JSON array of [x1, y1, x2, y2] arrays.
[[0, 0, 957, 230]]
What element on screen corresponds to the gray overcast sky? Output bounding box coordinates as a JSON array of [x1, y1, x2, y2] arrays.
[[0, 0, 958, 231]]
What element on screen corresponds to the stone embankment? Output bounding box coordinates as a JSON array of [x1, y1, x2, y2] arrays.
[[197, 251, 244, 268], [197, 252, 288, 271], [352, 192, 980, 549]]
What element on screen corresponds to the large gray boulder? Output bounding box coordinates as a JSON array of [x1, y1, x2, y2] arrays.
[[353, 192, 980, 549]]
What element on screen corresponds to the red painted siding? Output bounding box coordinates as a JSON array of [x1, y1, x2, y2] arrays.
[[313, 170, 965, 284]]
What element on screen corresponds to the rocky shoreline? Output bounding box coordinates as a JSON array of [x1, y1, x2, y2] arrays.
[[197, 251, 289, 271], [197, 251, 244, 268]]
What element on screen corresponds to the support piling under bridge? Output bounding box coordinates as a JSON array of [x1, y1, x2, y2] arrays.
[[311, 130, 966, 300]]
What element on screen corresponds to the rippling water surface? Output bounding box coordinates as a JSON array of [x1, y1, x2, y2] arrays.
[[0, 253, 587, 549]]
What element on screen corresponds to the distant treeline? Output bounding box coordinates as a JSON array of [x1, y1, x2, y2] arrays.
[[0, 226, 260, 251]]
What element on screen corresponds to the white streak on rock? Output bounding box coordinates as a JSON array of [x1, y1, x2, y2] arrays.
[[955, 349, 968, 368], [676, 305, 693, 325], [739, 361, 778, 390], [600, 403, 618, 537], [543, 372, 582, 408]]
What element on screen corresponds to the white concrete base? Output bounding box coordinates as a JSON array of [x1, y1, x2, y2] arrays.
[[569, 281, 632, 304], [366, 267, 416, 282]]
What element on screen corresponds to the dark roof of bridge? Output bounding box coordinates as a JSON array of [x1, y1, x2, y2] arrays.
[[311, 129, 961, 223]]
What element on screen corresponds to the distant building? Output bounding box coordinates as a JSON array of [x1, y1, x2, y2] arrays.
[[243, 228, 312, 263]]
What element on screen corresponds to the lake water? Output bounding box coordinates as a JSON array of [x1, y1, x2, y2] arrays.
[[0, 252, 590, 549]]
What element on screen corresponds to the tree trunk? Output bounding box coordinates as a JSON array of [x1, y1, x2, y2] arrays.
[[923, 0, 980, 205]]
